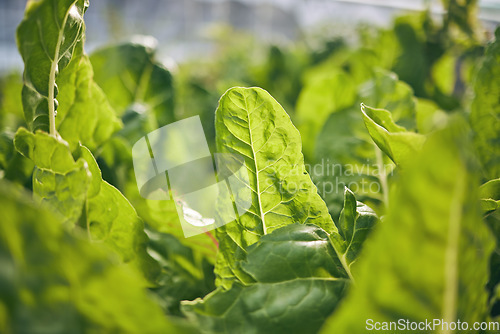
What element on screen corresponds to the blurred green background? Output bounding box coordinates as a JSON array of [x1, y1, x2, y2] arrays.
[[1, 0, 499, 332]]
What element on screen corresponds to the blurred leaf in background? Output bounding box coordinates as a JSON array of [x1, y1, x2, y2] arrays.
[[321, 119, 494, 333], [0, 181, 191, 334]]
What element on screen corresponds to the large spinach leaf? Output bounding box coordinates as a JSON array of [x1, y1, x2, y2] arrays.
[[182, 223, 349, 334], [214, 87, 335, 288], [17, 0, 86, 134]]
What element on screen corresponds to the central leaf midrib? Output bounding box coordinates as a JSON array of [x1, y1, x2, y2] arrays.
[[441, 168, 465, 333], [47, 1, 79, 135], [243, 94, 267, 235]]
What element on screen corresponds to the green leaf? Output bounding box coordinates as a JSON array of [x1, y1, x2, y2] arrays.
[[329, 188, 378, 279], [214, 87, 335, 288], [56, 43, 121, 151], [470, 28, 500, 180], [94, 134, 219, 268], [442, 0, 480, 37], [321, 121, 494, 333], [182, 223, 349, 334], [77, 145, 160, 281], [480, 179, 500, 214], [358, 70, 416, 128], [431, 52, 457, 96], [415, 98, 448, 134], [147, 230, 216, 316], [313, 107, 382, 217], [14, 128, 159, 282], [134, 196, 219, 261], [296, 69, 356, 158], [361, 104, 426, 166], [0, 131, 33, 187], [313, 71, 416, 217], [14, 127, 91, 225], [16, 0, 88, 134], [90, 38, 175, 129], [0, 72, 24, 131], [0, 180, 184, 333]]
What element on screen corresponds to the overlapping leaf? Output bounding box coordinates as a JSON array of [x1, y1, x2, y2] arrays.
[[16, 0, 88, 133], [182, 224, 349, 334], [56, 43, 121, 151], [470, 28, 500, 181], [16, 0, 121, 150], [87, 39, 215, 264], [214, 87, 335, 288], [147, 230, 216, 316], [14, 128, 158, 281], [0, 181, 185, 334], [14, 128, 91, 224], [90, 38, 175, 129], [321, 121, 494, 333], [361, 104, 426, 166], [329, 188, 378, 279], [313, 71, 416, 216], [0, 131, 33, 187]]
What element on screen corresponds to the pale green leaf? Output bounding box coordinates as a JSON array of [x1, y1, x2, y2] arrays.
[[415, 98, 448, 134], [90, 38, 175, 128], [56, 44, 121, 151], [14, 127, 90, 225], [329, 187, 378, 278], [0, 181, 185, 333], [214, 87, 335, 288], [321, 121, 494, 333], [470, 28, 500, 180], [296, 69, 356, 158], [361, 104, 426, 166], [14, 128, 159, 281]]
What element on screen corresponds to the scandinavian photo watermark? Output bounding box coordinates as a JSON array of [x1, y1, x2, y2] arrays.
[[132, 116, 251, 238], [131, 116, 395, 238]]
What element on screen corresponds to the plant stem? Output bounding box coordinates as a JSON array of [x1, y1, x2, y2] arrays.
[[48, 61, 58, 136], [48, 5, 72, 136]]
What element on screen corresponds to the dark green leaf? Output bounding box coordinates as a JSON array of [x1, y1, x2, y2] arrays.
[[0, 180, 184, 333], [182, 224, 349, 334], [148, 230, 216, 316]]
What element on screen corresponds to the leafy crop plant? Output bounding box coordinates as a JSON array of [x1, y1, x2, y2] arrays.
[[0, 0, 498, 333]]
